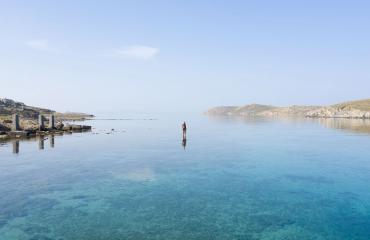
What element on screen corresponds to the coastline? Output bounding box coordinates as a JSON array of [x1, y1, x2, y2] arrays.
[[205, 99, 370, 119], [0, 113, 93, 143]]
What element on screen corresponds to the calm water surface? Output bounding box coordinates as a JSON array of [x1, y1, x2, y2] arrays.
[[1, 114, 370, 240]]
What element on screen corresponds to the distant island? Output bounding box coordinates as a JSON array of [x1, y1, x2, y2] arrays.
[[0, 98, 94, 140], [206, 99, 370, 119]]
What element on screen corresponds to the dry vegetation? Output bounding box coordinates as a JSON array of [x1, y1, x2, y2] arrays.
[[333, 99, 370, 111]]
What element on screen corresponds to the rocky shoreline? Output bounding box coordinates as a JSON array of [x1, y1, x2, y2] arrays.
[[0, 119, 92, 142], [206, 99, 370, 119], [305, 107, 370, 119], [0, 98, 93, 142]]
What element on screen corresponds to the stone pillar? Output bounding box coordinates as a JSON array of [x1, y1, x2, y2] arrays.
[[12, 140, 19, 154], [12, 114, 20, 131], [38, 115, 45, 130], [49, 114, 55, 129]]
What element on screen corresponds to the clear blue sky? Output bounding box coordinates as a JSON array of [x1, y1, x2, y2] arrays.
[[1, 0, 370, 113]]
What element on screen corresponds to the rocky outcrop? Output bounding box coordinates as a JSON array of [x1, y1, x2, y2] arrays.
[[0, 123, 10, 132], [0, 98, 94, 136], [305, 107, 370, 118], [0, 98, 94, 123], [0, 98, 54, 118], [206, 99, 370, 119]]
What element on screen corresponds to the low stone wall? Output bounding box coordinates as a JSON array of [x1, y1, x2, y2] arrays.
[[1, 113, 92, 144]]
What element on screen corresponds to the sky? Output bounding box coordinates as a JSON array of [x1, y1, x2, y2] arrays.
[[1, 0, 370, 114]]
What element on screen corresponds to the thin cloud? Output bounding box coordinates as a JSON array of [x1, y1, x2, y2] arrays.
[[26, 39, 57, 52], [114, 45, 159, 60]]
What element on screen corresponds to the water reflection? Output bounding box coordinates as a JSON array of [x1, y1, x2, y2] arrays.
[[0, 129, 92, 155], [50, 135, 55, 148], [182, 138, 187, 150], [38, 137, 45, 150], [207, 115, 273, 125], [207, 115, 370, 135], [12, 140, 19, 154], [4, 135, 58, 154], [317, 118, 370, 135], [1, 118, 370, 239]]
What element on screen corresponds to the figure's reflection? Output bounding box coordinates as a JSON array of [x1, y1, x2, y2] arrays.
[[182, 138, 187, 150], [38, 137, 45, 150], [50, 135, 55, 148], [12, 140, 19, 154]]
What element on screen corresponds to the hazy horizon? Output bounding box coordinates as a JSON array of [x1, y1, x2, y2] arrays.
[[1, 0, 370, 114]]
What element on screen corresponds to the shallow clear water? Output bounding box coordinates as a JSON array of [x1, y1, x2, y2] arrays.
[[1, 114, 370, 240]]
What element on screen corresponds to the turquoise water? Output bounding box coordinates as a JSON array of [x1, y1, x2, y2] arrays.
[[1, 115, 370, 239]]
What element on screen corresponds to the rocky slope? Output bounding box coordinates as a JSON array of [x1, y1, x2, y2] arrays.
[[305, 99, 370, 118], [0, 98, 93, 119], [206, 99, 370, 119], [0, 98, 54, 118]]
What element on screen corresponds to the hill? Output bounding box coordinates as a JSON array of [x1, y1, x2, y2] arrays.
[[0, 98, 54, 118], [206, 99, 370, 119], [0, 98, 94, 120], [306, 99, 370, 118]]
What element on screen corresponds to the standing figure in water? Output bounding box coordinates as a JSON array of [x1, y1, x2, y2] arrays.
[[182, 121, 187, 140]]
